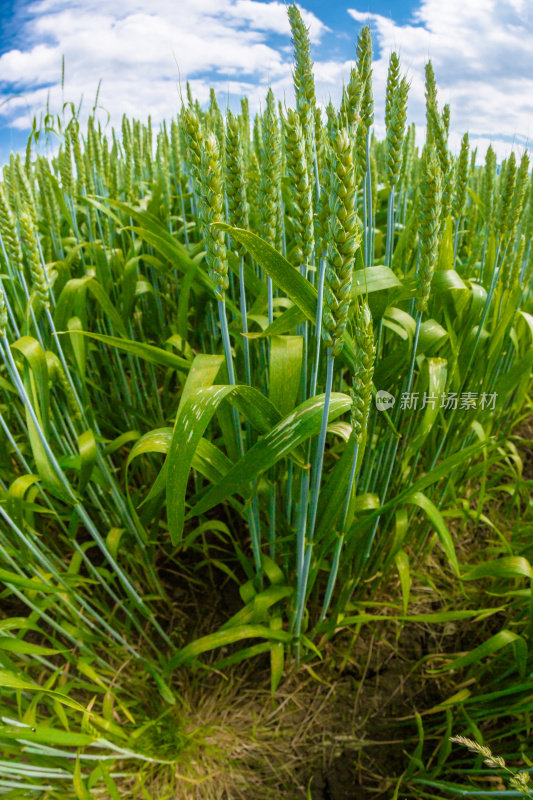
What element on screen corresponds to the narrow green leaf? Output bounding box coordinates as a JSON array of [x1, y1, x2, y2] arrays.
[[270, 616, 284, 694], [0, 568, 65, 594], [62, 330, 191, 371], [214, 224, 317, 320], [6, 474, 40, 531], [433, 630, 528, 677], [55, 276, 126, 337], [0, 725, 95, 746], [395, 550, 411, 614], [166, 624, 293, 670], [0, 671, 87, 712], [463, 556, 533, 581], [408, 358, 448, 452], [166, 384, 285, 544], [408, 491, 459, 575], [74, 758, 93, 800], [0, 638, 63, 656], [187, 393, 352, 522], [77, 429, 97, 492], [269, 335, 303, 417], [12, 337, 50, 435]]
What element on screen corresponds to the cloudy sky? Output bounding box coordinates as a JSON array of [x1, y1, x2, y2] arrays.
[[0, 0, 531, 164]]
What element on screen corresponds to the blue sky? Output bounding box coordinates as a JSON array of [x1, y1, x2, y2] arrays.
[[0, 0, 531, 164]]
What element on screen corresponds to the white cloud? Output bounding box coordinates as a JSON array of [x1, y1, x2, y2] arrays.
[[229, 1, 326, 41], [0, 0, 327, 136], [348, 0, 532, 159]]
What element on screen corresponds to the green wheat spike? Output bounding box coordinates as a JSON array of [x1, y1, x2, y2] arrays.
[[323, 128, 360, 356]]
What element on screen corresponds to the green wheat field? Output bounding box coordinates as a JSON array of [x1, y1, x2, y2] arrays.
[[1, 5, 532, 799]]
